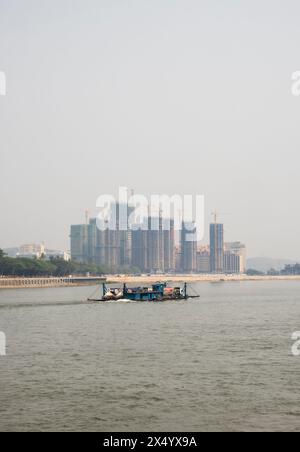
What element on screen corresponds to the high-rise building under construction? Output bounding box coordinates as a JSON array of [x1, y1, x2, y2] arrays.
[[131, 217, 175, 273], [210, 222, 224, 273], [70, 204, 132, 269], [180, 222, 197, 273]]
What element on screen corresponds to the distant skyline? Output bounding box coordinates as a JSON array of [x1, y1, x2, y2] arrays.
[[1, 1, 300, 259]]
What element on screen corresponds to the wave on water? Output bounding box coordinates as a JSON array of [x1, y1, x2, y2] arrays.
[[104, 299, 138, 303], [0, 298, 141, 309], [0, 300, 86, 309]]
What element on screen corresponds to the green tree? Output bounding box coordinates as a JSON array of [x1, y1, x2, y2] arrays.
[[246, 268, 265, 276], [0, 252, 140, 277]]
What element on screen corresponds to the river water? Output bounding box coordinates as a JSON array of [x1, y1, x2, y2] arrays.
[[0, 281, 300, 432]]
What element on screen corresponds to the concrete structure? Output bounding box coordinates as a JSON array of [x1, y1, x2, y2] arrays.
[[70, 215, 247, 274], [181, 222, 197, 273], [147, 217, 163, 273], [163, 219, 175, 272], [81, 219, 121, 268], [0, 276, 106, 289], [5, 245, 70, 261], [17, 243, 45, 259], [131, 217, 175, 273], [224, 251, 241, 274], [132, 228, 149, 272], [44, 250, 71, 261], [70, 225, 89, 263], [175, 248, 182, 273], [197, 246, 210, 273], [225, 242, 246, 273], [210, 223, 224, 273], [19, 244, 45, 255], [70, 204, 134, 269]]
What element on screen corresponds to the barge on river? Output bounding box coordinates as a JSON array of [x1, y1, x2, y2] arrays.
[[88, 282, 199, 302]]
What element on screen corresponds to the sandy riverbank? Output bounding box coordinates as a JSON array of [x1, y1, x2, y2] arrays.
[[1, 275, 299, 289], [107, 274, 300, 284], [0, 276, 106, 290]]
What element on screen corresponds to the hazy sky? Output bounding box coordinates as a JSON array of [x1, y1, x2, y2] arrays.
[[1, 0, 300, 258]]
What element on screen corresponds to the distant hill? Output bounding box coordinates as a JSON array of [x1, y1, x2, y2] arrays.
[[3, 247, 19, 258], [247, 257, 300, 273]]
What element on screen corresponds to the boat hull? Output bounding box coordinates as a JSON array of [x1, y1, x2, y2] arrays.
[[88, 295, 198, 302]]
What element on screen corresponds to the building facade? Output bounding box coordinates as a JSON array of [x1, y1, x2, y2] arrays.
[[181, 222, 197, 273], [70, 211, 244, 275], [70, 204, 134, 268], [224, 242, 246, 273], [197, 246, 210, 273], [210, 223, 224, 273], [131, 217, 175, 273], [163, 219, 175, 272], [70, 225, 89, 263], [71, 212, 176, 273], [132, 228, 149, 272], [224, 251, 241, 274]]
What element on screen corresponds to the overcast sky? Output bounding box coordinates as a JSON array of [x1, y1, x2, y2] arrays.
[[0, 0, 300, 258]]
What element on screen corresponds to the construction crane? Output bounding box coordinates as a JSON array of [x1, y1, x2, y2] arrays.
[[211, 210, 231, 224], [211, 210, 218, 224]]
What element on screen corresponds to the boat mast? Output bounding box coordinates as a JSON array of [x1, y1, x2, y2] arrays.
[[184, 282, 188, 299]]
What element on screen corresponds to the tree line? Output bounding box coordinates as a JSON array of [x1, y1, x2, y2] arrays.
[[0, 249, 140, 277], [281, 263, 300, 275], [247, 263, 300, 276]]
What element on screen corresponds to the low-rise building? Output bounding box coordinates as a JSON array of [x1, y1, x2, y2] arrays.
[[224, 242, 246, 273], [16, 244, 70, 261], [224, 251, 241, 274], [197, 246, 210, 273]]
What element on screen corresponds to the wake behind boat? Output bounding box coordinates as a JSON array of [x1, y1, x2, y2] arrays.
[[88, 282, 199, 302]]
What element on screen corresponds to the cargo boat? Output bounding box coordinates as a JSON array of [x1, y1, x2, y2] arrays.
[[88, 282, 199, 302]]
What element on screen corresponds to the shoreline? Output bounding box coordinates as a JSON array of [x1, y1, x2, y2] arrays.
[[0, 276, 106, 290], [0, 274, 299, 289], [107, 274, 300, 284]]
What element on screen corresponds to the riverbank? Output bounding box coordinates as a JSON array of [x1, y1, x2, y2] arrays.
[[0, 276, 106, 289], [107, 274, 300, 284], [1, 274, 299, 289]]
